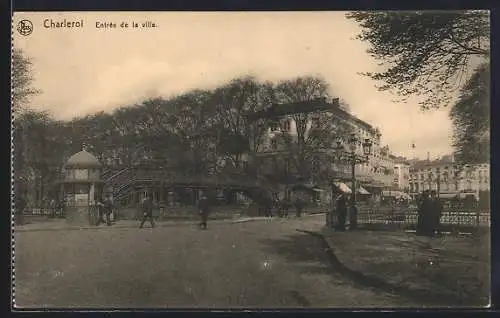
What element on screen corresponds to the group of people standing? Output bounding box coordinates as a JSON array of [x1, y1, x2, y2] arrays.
[[416, 190, 443, 238], [330, 191, 351, 231], [258, 192, 306, 218], [96, 194, 115, 226], [329, 187, 444, 235]]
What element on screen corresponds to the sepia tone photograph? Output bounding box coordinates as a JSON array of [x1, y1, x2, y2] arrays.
[[11, 11, 490, 309]]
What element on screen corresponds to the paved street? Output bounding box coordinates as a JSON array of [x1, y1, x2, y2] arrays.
[[14, 215, 408, 309]]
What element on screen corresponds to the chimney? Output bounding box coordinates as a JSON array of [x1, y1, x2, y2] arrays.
[[427, 152, 430, 162]]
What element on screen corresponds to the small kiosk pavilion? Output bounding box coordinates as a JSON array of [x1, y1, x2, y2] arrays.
[[58, 148, 105, 225]]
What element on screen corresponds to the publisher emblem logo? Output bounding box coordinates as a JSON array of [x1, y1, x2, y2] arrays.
[[17, 20, 33, 36]]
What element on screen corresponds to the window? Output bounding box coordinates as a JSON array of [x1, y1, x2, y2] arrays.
[[466, 180, 472, 190], [311, 117, 321, 129], [270, 122, 279, 131], [74, 169, 88, 180], [281, 119, 291, 132], [271, 138, 278, 151], [312, 156, 320, 172]]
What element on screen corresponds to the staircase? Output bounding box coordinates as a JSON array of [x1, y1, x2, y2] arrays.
[[102, 167, 137, 201], [103, 165, 281, 206]]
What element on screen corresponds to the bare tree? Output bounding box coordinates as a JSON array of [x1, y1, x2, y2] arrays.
[[273, 76, 353, 182], [12, 49, 41, 116]]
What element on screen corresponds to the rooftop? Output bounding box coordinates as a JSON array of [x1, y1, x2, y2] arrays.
[[246, 98, 378, 135], [409, 156, 454, 170], [65, 150, 101, 168]]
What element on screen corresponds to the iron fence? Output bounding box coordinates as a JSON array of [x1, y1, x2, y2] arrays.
[[22, 207, 62, 217], [353, 207, 490, 233]]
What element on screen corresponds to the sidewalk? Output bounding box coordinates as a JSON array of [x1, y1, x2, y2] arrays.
[[14, 214, 324, 232], [14, 215, 274, 232], [319, 228, 490, 307]]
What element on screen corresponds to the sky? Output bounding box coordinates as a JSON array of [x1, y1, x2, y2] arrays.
[[13, 11, 458, 160]]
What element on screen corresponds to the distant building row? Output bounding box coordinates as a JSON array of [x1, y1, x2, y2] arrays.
[[408, 155, 490, 198]]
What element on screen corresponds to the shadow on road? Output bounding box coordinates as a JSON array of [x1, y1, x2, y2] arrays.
[[259, 229, 483, 307], [258, 231, 334, 277]]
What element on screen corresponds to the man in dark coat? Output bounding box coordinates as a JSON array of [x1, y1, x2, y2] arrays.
[[336, 193, 348, 231], [295, 196, 304, 218], [139, 194, 155, 228], [263, 195, 273, 217], [430, 190, 442, 235], [416, 190, 433, 239], [198, 191, 210, 229], [100, 194, 114, 226]]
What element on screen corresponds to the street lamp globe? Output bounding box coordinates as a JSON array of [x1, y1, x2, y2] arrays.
[[362, 138, 372, 156]]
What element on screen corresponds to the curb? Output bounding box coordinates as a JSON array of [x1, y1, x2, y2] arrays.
[[300, 228, 481, 306]]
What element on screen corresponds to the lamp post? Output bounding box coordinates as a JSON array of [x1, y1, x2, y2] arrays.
[[334, 133, 373, 230], [436, 168, 441, 198]]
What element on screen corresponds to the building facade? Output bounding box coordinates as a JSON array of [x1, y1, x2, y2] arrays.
[[248, 98, 401, 199], [408, 155, 490, 198], [393, 160, 411, 192]]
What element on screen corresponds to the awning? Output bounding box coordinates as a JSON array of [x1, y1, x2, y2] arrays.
[[438, 193, 459, 199], [334, 182, 352, 194], [357, 186, 370, 195], [362, 182, 385, 188], [459, 193, 479, 201], [382, 190, 406, 197]]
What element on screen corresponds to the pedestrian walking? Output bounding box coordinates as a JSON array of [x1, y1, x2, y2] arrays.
[[139, 194, 155, 228], [262, 194, 273, 217], [59, 197, 67, 217], [198, 191, 210, 229]]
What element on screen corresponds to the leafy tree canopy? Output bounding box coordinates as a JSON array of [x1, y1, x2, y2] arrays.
[[450, 63, 489, 163], [346, 10, 490, 110]]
